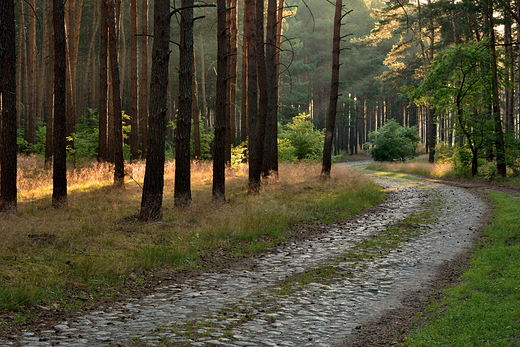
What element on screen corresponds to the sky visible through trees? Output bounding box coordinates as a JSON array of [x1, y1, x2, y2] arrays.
[[2, 0, 520, 214]]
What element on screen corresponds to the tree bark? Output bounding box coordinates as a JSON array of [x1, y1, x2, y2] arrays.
[[98, 0, 109, 162], [192, 51, 201, 159], [175, 0, 194, 207], [249, 0, 268, 192], [488, 2, 506, 177], [45, 0, 55, 168], [213, 0, 228, 203], [199, 9, 208, 133], [140, 0, 149, 159], [52, 0, 68, 209], [322, 0, 342, 178], [240, 2, 248, 144], [26, 0, 38, 147], [130, 0, 139, 161], [139, 0, 170, 221], [1, 0, 18, 213], [108, 0, 125, 187]]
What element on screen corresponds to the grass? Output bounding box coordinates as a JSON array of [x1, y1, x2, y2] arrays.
[[406, 193, 520, 346], [0, 155, 385, 313]]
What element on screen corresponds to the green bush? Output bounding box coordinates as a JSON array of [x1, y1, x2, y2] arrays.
[[279, 114, 324, 161], [367, 119, 421, 162]]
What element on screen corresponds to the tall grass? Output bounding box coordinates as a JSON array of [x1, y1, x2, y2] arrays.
[[1, 157, 384, 311]]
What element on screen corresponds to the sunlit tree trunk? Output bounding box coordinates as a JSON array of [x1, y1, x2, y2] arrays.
[[226, 0, 238, 163], [175, 0, 194, 207], [240, 2, 248, 144], [139, 0, 170, 221], [53, 0, 68, 209]]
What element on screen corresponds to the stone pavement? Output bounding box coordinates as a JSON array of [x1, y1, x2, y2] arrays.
[[0, 173, 488, 347]]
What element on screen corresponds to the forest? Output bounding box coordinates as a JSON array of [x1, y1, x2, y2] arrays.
[[1, 0, 520, 215]]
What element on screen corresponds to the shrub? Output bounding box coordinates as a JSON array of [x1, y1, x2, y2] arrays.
[[279, 114, 324, 161], [367, 119, 421, 162]]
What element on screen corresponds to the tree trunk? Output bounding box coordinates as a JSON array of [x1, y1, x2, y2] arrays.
[[140, 0, 149, 159], [192, 52, 201, 159], [130, 0, 139, 161], [250, 0, 268, 192], [99, 0, 109, 162], [263, 0, 280, 175], [489, 2, 506, 177], [52, 0, 68, 209], [226, 0, 238, 163], [240, 2, 248, 144], [108, 0, 125, 187], [199, 9, 208, 134], [45, 0, 55, 169], [26, 0, 38, 147], [246, 0, 258, 189], [175, 0, 194, 207], [139, 0, 170, 221], [0, 0, 18, 213], [213, 0, 228, 203], [321, 0, 342, 178]]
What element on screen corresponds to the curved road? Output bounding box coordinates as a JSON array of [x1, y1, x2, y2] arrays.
[[1, 166, 489, 347]]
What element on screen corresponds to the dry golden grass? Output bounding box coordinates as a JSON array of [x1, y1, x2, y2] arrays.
[[366, 160, 456, 179], [1, 157, 384, 311]]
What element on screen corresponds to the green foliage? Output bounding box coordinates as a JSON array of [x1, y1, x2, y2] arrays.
[[167, 116, 214, 160], [17, 123, 46, 155], [367, 119, 420, 162], [67, 108, 101, 161], [279, 114, 324, 162], [231, 142, 248, 169]]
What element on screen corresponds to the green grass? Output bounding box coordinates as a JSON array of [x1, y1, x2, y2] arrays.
[[406, 193, 520, 346]]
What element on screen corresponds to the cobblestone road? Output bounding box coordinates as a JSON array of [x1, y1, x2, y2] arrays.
[[0, 169, 488, 347]]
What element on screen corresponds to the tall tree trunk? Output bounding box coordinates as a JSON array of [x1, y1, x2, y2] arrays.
[[192, 52, 201, 159], [65, 0, 83, 146], [45, 0, 55, 168], [108, 0, 125, 186], [427, 0, 436, 163], [226, 0, 238, 163], [489, 1, 506, 177], [99, 0, 108, 162], [140, 0, 149, 158], [26, 0, 37, 147], [250, 0, 268, 192], [322, 0, 343, 178], [263, 0, 280, 175], [53, 0, 68, 208], [504, 14, 514, 134], [16, 0, 25, 126], [130, 0, 139, 161], [1, 0, 18, 213], [240, 2, 248, 144], [199, 9, 208, 133], [139, 0, 170, 221], [175, 0, 194, 207], [246, 0, 258, 186], [213, 0, 228, 203]]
